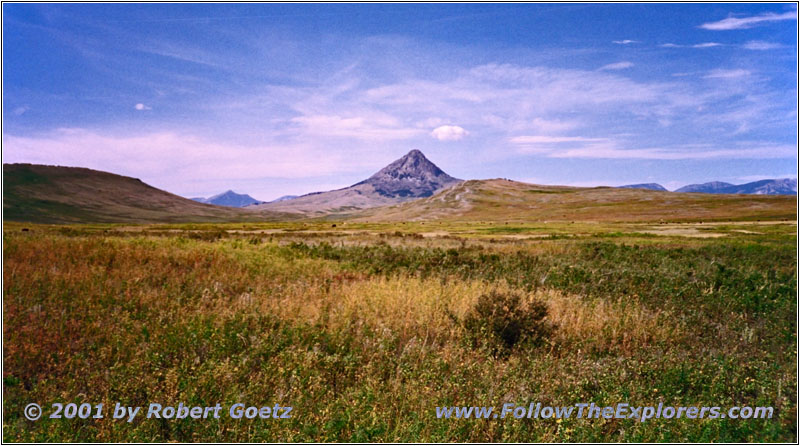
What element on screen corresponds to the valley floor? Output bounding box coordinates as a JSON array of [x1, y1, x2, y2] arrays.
[[2, 220, 797, 442]]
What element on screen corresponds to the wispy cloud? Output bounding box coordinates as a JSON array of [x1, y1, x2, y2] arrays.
[[289, 114, 421, 141], [1, 128, 385, 196], [134, 103, 151, 110], [529, 118, 578, 134], [742, 40, 783, 50], [612, 39, 638, 44], [510, 135, 604, 145], [430, 125, 469, 141], [510, 134, 796, 160], [660, 42, 723, 48], [704, 69, 751, 79], [599, 61, 634, 71], [699, 11, 796, 30]]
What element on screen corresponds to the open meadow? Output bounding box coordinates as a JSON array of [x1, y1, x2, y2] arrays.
[[3, 220, 796, 442]]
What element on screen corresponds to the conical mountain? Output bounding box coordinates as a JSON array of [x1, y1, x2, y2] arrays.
[[254, 150, 462, 215], [193, 190, 264, 207], [355, 149, 461, 198]]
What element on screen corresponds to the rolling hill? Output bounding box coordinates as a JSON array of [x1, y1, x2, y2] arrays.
[[356, 178, 796, 223], [3, 164, 279, 223]]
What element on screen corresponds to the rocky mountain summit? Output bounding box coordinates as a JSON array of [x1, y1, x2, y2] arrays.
[[354, 149, 461, 198], [254, 150, 462, 215]]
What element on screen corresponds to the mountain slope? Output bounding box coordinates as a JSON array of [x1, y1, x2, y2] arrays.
[[193, 190, 263, 207], [269, 195, 298, 203], [718, 178, 796, 195], [675, 179, 795, 194], [3, 164, 277, 223], [674, 181, 734, 193], [356, 179, 796, 223], [254, 150, 461, 216], [618, 183, 667, 191]]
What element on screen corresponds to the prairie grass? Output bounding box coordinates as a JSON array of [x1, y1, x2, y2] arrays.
[[3, 224, 796, 442]]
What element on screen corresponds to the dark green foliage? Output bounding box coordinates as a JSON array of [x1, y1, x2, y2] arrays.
[[462, 291, 552, 356]]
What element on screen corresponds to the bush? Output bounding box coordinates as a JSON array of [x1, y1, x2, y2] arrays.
[[462, 291, 553, 356]]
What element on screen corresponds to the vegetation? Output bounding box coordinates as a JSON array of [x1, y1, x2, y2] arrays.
[[3, 221, 796, 442], [461, 291, 553, 356]]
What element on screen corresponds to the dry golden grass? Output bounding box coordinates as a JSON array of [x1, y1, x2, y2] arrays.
[[209, 274, 684, 356]]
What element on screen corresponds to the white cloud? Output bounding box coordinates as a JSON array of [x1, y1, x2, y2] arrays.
[[704, 69, 751, 79], [613, 40, 638, 44], [599, 61, 634, 71], [431, 125, 468, 141], [699, 11, 796, 30], [134, 103, 151, 111], [660, 42, 722, 48], [742, 40, 783, 50], [13, 106, 29, 116]]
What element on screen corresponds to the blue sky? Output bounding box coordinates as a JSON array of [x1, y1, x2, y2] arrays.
[[3, 3, 797, 199]]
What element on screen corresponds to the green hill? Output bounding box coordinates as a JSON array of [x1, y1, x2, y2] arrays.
[[358, 179, 796, 223], [3, 164, 279, 224]]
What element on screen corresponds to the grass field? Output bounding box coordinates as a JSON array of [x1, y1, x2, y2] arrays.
[[3, 220, 797, 442]]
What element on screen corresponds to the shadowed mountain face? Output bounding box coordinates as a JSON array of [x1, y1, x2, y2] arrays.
[[255, 150, 462, 215]]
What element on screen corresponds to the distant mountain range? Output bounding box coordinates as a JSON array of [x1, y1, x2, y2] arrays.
[[253, 149, 462, 215], [3, 154, 796, 224], [192, 190, 264, 207], [619, 179, 797, 195]]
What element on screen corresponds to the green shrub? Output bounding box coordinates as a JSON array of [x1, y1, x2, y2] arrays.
[[462, 291, 553, 356]]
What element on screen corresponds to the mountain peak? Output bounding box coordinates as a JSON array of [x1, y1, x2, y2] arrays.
[[356, 150, 461, 198], [199, 190, 263, 207]]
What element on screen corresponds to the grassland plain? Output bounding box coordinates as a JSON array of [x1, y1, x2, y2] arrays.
[[2, 221, 797, 442]]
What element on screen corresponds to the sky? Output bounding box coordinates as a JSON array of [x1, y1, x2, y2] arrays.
[[3, 3, 797, 200]]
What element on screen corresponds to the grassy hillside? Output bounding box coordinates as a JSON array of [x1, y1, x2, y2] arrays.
[[3, 164, 285, 224], [358, 179, 797, 223]]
